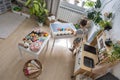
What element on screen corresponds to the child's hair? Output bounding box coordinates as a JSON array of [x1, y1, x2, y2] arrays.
[[80, 19, 87, 27]]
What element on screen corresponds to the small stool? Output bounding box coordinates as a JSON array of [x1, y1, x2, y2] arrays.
[[23, 59, 42, 79]]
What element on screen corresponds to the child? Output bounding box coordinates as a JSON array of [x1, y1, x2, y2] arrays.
[[69, 37, 83, 55], [76, 18, 89, 37], [79, 18, 89, 37], [80, 19, 88, 28], [69, 18, 89, 55]]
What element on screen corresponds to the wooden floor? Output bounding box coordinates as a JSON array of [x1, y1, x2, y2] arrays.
[[0, 18, 75, 80]]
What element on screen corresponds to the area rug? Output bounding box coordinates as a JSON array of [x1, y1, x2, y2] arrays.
[[0, 12, 26, 39]]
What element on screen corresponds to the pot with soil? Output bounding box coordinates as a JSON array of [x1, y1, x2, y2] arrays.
[[105, 38, 113, 47], [104, 25, 112, 31]]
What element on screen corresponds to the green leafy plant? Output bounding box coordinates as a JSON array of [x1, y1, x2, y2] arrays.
[[107, 12, 112, 19], [104, 12, 113, 19], [95, 0, 101, 8], [13, 6, 22, 12], [110, 43, 120, 62], [84, 0, 95, 7], [98, 20, 112, 31], [74, 24, 80, 29], [25, 0, 48, 23], [87, 0, 103, 24], [87, 11, 102, 24]]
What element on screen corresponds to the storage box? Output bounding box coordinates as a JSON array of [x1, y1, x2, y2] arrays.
[[45, 15, 56, 26]]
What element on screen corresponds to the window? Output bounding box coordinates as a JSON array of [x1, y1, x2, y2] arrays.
[[62, 0, 97, 9]]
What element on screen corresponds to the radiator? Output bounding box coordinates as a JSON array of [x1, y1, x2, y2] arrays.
[[57, 2, 86, 24]]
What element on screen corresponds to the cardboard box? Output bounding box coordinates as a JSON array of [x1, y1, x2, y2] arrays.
[[45, 18, 56, 26]]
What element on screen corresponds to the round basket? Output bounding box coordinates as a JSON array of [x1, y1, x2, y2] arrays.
[[23, 59, 42, 79]]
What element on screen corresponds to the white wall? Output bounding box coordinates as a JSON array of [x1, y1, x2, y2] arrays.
[[101, 0, 120, 43]]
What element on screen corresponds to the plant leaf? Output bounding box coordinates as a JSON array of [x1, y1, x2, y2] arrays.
[[95, 0, 101, 8], [25, 0, 31, 6]]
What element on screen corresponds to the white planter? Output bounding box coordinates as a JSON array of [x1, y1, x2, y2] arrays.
[[38, 22, 43, 27], [12, 10, 21, 15], [21, 12, 30, 18]]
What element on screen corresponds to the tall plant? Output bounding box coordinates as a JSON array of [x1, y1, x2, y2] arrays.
[[95, 0, 101, 8], [98, 20, 112, 31], [87, 0, 102, 24], [25, 0, 48, 23]]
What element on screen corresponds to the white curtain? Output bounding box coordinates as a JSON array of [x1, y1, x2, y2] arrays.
[[45, 0, 60, 16]]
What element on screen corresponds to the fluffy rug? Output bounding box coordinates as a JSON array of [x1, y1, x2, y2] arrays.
[[0, 12, 26, 39]]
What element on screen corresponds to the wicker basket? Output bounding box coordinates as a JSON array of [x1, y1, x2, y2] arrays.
[[23, 59, 42, 79]]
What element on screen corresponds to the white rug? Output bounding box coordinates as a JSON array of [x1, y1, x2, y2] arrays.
[[0, 12, 26, 39]]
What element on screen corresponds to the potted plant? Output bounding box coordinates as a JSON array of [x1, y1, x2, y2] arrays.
[[95, 0, 101, 9], [12, 6, 22, 15], [84, 0, 95, 8], [98, 20, 112, 31], [105, 38, 113, 47], [87, 11, 102, 24], [74, 24, 80, 29], [87, 0, 102, 24], [109, 43, 120, 62], [104, 12, 113, 21], [25, 0, 48, 26]]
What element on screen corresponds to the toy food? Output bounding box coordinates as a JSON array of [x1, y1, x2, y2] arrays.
[[28, 63, 37, 68], [31, 60, 40, 68], [18, 42, 29, 48], [23, 38, 27, 42], [27, 66, 39, 71], [30, 41, 41, 52], [25, 68, 39, 75], [44, 33, 48, 37], [21, 28, 49, 52]]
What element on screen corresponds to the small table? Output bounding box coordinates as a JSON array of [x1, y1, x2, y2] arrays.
[[50, 22, 77, 52], [18, 29, 50, 59]]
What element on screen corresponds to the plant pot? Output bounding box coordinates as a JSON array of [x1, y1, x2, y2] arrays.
[[12, 10, 21, 15], [105, 39, 112, 47], [38, 22, 43, 27], [104, 26, 112, 31]]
